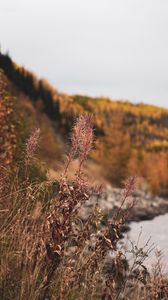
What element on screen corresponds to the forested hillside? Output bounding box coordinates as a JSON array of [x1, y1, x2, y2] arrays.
[[1, 51, 168, 195]]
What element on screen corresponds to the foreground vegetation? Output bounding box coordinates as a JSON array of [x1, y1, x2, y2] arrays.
[[0, 76, 168, 299]]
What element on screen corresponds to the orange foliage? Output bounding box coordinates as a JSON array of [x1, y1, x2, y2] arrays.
[[93, 112, 131, 186], [0, 72, 17, 166], [1, 52, 168, 194]]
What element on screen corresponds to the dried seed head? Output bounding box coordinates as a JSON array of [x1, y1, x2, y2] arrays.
[[71, 114, 93, 159], [25, 128, 40, 164]]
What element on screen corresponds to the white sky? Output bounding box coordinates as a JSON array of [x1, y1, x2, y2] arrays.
[[0, 0, 168, 108]]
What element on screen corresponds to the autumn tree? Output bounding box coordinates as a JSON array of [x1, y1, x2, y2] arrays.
[[96, 111, 131, 186]]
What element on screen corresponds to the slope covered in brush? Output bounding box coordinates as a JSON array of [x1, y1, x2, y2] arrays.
[[0, 51, 168, 194], [0, 70, 18, 166]]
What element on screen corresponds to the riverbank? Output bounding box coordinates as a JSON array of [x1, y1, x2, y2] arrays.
[[80, 185, 168, 224]]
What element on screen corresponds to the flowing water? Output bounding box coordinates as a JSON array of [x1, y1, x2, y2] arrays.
[[124, 213, 168, 268]]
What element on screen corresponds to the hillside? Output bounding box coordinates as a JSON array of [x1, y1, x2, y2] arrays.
[[0, 51, 168, 195]]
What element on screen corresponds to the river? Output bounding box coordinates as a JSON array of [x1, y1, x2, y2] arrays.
[[124, 213, 168, 269]]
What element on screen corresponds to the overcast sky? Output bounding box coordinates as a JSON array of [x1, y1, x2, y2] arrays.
[[0, 0, 168, 108]]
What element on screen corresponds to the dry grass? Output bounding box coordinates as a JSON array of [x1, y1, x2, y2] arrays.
[[0, 115, 168, 300]]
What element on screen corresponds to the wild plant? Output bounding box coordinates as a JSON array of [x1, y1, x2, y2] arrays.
[[0, 114, 168, 300]]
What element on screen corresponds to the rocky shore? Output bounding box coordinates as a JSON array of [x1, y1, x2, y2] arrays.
[[80, 185, 168, 225]]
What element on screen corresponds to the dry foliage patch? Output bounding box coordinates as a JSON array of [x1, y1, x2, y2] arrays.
[[0, 114, 168, 300], [0, 71, 17, 166]]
